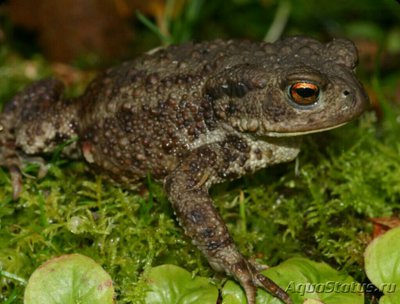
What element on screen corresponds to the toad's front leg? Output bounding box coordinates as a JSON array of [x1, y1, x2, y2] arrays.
[[164, 143, 292, 304]]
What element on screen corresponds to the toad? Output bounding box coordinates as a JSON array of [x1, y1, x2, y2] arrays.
[[0, 37, 369, 304]]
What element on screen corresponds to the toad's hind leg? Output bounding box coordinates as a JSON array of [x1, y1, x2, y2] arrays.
[[164, 144, 292, 304], [0, 78, 79, 199]]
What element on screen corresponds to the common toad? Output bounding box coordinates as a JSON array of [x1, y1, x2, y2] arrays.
[[0, 37, 369, 304]]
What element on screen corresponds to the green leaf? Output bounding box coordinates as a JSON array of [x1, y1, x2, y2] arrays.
[[24, 254, 114, 304], [365, 227, 400, 294], [380, 292, 400, 304], [222, 257, 363, 304], [222, 279, 283, 304], [144, 264, 218, 304]]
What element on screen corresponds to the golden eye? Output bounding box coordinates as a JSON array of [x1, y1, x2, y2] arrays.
[[289, 82, 319, 106]]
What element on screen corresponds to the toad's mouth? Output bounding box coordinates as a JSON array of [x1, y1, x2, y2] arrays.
[[262, 121, 349, 137], [232, 116, 351, 138]]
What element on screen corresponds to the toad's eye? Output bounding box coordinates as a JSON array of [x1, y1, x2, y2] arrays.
[[289, 82, 319, 106]]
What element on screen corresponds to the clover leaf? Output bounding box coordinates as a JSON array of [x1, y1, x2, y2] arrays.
[[24, 254, 114, 304]]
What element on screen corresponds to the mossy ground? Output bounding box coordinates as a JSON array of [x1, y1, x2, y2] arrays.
[[1, 1, 400, 303]]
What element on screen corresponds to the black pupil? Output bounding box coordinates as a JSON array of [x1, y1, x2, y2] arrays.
[[296, 87, 317, 98]]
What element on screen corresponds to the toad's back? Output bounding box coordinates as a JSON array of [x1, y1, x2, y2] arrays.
[[77, 39, 287, 183], [77, 37, 366, 184]]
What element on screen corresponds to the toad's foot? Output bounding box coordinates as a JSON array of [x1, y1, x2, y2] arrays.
[[231, 258, 292, 304], [166, 182, 292, 303], [165, 144, 293, 304], [0, 142, 48, 199], [8, 165, 23, 200], [0, 116, 23, 199]]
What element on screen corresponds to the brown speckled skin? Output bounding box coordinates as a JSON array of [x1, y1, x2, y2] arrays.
[[0, 37, 368, 304]]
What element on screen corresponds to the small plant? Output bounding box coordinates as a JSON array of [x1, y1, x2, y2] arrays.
[[24, 254, 115, 304], [365, 227, 400, 304]]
